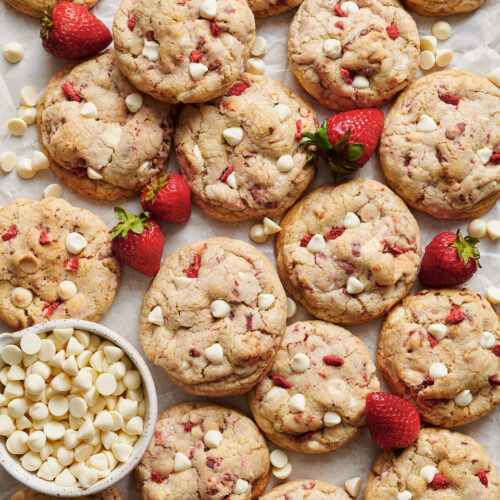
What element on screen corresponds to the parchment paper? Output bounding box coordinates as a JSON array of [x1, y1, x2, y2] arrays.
[[0, 0, 499, 497]]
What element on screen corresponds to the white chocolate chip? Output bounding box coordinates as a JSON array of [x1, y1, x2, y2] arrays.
[[270, 449, 288, 469], [87, 166, 103, 180], [274, 103, 291, 122], [234, 478, 249, 494], [204, 429, 223, 448], [454, 389, 473, 406], [69, 397, 87, 418], [0, 414, 15, 437], [80, 102, 98, 119], [96, 373, 117, 396], [204, 343, 224, 364], [8, 118, 27, 136], [137, 161, 149, 174], [66, 337, 84, 357], [486, 220, 500, 239], [189, 62, 209, 81], [420, 35, 437, 53], [431, 20, 451, 40], [44, 421, 65, 440], [435, 49, 454, 68], [223, 127, 244, 147], [0, 152, 17, 173], [8, 398, 28, 419], [142, 40, 160, 61], [486, 286, 500, 304], [416, 114, 437, 132], [55, 468, 77, 487], [18, 106, 37, 125], [262, 217, 281, 236], [21, 452, 42, 472], [272, 462, 292, 480], [48, 395, 69, 417], [193, 144, 203, 159], [7, 430, 29, 454], [323, 38, 342, 59], [226, 171, 237, 189], [307, 234, 326, 253], [103, 346, 123, 363], [123, 370, 141, 390], [95, 411, 114, 431], [290, 353, 309, 373], [79, 466, 99, 488], [343, 212, 360, 228], [468, 219, 487, 239], [323, 411, 342, 426], [37, 457, 63, 481], [11, 287, 33, 309], [344, 476, 362, 497], [249, 224, 268, 243], [288, 393, 306, 413], [27, 430, 46, 451], [73, 371, 92, 392], [210, 299, 231, 318], [352, 75, 369, 88], [7, 365, 25, 380], [117, 399, 138, 420], [252, 36, 267, 56], [173, 451, 192, 472], [277, 154, 294, 172], [20, 86, 38, 107], [2, 345, 23, 365], [25, 374, 45, 395], [125, 93, 143, 113], [346, 276, 364, 294], [397, 491, 413, 500], [419, 50, 435, 71], [58, 280, 77, 301], [481, 331, 495, 349], [429, 362, 448, 380], [148, 305, 164, 326], [420, 465, 438, 483], [199, 0, 217, 19], [477, 147, 493, 165], [487, 67, 500, 88], [341, 1, 359, 15], [427, 323, 447, 341], [3, 42, 24, 63], [258, 293, 275, 310], [20, 333, 41, 355], [57, 446, 74, 466], [246, 57, 265, 75], [125, 416, 144, 435], [31, 151, 49, 172], [65, 232, 87, 254], [53, 327, 73, 344], [286, 297, 297, 318]]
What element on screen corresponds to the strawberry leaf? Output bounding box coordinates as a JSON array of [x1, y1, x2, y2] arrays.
[[449, 230, 481, 267], [332, 129, 350, 153], [131, 221, 144, 234], [110, 208, 152, 241], [345, 143, 365, 161]]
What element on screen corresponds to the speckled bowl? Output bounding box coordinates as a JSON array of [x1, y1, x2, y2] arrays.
[[0, 319, 157, 497]]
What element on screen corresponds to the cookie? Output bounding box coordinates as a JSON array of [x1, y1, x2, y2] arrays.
[[378, 288, 500, 428], [140, 237, 287, 396], [248, 0, 302, 17], [288, 0, 419, 111], [136, 401, 270, 499], [3, 0, 98, 18], [174, 73, 318, 222], [0, 198, 120, 330], [260, 479, 350, 499], [275, 179, 421, 325], [9, 487, 122, 500], [365, 427, 500, 499], [401, 0, 485, 16], [113, 0, 255, 104], [248, 320, 380, 453], [37, 51, 177, 201], [379, 69, 500, 219]]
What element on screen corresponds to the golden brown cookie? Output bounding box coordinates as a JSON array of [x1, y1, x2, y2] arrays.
[[9, 487, 122, 500], [401, 0, 486, 16], [248, 0, 303, 17], [260, 479, 350, 499], [3, 0, 98, 18]]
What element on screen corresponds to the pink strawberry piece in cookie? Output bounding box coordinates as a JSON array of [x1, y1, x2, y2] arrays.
[[187, 254, 201, 278], [440, 94, 460, 106], [491, 152, 500, 164], [219, 165, 234, 182], [128, 12, 135, 31], [151, 471, 162, 483], [2, 224, 17, 241], [334, 4, 345, 16], [210, 22, 221, 37], [228, 81, 250, 96], [61, 81, 81, 102], [492, 344, 500, 356], [477, 469, 488, 487], [386, 25, 399, 39], [300, 234, 312, 247], [294, 119, 302, 139], [325, 226, 345, 240], [189, 50, 203, 63], [430, 474, 450, 489], [42, 301, 61, 318], [273, 375, 292, 388], [323, 355, 344, 366], [66, 257, 79, 271], [340, 68, 354, 84], [489, 376, 500, 386], [427, 333, 438, 347], [39, 231, 53, 244], [446, 307, 464, 324]]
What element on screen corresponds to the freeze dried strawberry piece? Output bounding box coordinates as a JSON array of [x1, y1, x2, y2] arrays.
[[419, 376, 435, 389], [340, 68, 354, 84], [440, 94, 460, 106], [386, 25, 399, 39], [61, 81, 81, 102], [210, 21, 221, 37], [323, 355, 344, 366], [189, 348, 200, 357], [303, 483, 315, 490], [66, 257, 79, 271], [206, 456, 222, 469], [335, 21, 344, 28], [2, 224, 17, 241], [477, 469, 488, 487], [187, 254, 201, 278], [228, 81, 250, 96], [334, 4, 345, 16], [128, 12, 135, 31], [184, 421, 193, 432], [430, 474, 449, 489], [72, 167, 87, 178], [189, 50, 203, 63], [219, 164, 234, 182], [445, 307, 464, 324], [43, 301, 60, 318], [489, 375, 500, 386], [491, 152, 500, 164], [295, 119, 302, 139], [295, 431, 314, 442], [383, 243, 403, 256], [493, 345, 500, 356], [300, 234, 312, 247], [273, 375, 292, 388], [325, 226, 345, 240], [428, 333, 438, 348], [151, 472, 162, 483], [39, 231, 53, 245]]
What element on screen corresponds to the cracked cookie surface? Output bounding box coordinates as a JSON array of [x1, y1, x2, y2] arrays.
[[288, 0, 419, 111], [4, 0, 98, 18], [113, 0, 255, 104], [378, 288, 500, 427], [174, 73, 318, 222], [248, 0, 303, 17], [276, 179, 421, 325], [136, 402, 270, 499], [401, 0, 485, 16], [248, 320, 380, 453], [140, 237, 286, 396], [9, 487, 122, 500], [37, 51, 177, 201], [379, 70, 500, 219], [0, 198, 120, 330], [365, 427, 500, 499], [260, 479, 350, 499]]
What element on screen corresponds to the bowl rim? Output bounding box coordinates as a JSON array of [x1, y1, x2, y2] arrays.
[[0, 319, 157, 498]]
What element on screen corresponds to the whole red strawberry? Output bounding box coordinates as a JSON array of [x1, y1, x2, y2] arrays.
[[301, 109, 384, 181], [140, 173, 191, 223], [419, 230, 480, 288], [110, 208, 164, 276], [366, 392, 420, 451], [40, 3, 112, 59]]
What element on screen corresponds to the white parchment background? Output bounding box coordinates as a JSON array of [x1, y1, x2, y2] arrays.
[[0, 0, 499, 497]]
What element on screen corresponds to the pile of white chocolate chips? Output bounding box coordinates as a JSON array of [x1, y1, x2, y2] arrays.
[[0, 327, 145, 488]]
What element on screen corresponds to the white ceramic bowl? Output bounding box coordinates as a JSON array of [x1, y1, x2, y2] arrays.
[[0, 319, 157, 497]]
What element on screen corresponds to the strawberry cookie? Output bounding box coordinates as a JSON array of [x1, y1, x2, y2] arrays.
[[0, 198, 120, 330], [379, 70, 500, 219], [113, 0, 255, 104], [248, 0, 302, 17], [4, 0, 98, 18], [174, 73, 318, 222], [365, 427, 500, 499], [276, 178, 421, 325], [288, 0, 419, 111], [378, 289, 500, 427], [248, 320, 380, 453], [9, 487, 122, 500], [136, 402, 270, 499], [259, 479, 350, 499], [139, 237, 287, 396], [37, 51, 177, 201], [402, 0, 485, 16]]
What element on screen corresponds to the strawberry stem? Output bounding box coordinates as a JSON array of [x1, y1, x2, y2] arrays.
[[40, 5, 54, 40], [449, 229, 481, 267], [110, 207, 152, 240]]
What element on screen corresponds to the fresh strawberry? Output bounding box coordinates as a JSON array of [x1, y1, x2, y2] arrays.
[[140, 173, 191, 223], [366, 392, 420, 451], [40, 2, 112, 59], [110, 208, 164, 276], [419, 230, 480, 288], [300, 109, 384, 181]]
